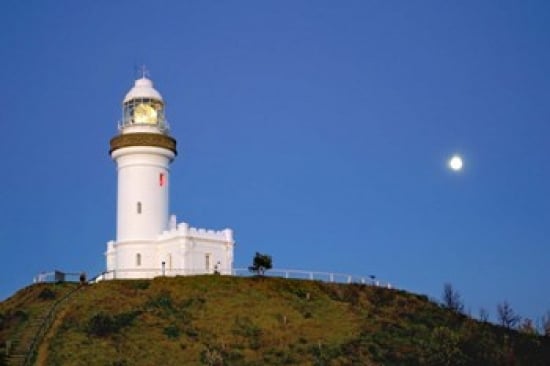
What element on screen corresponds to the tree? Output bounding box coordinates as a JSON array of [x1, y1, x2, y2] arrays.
[[478, 308, 489, 322], [541, 310, 550, 337], [518, 318, 536, 335], [248, 252, 272, 276], [442, 283, 464, 313], [497, 301, 520, 329]]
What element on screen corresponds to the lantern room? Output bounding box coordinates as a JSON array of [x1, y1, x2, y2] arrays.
[[120, 77, 168, 133]]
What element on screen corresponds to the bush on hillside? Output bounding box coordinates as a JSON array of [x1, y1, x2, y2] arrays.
[[15, 310, 28, 320], [87, 311, 141, 337], [146, 291, 173, 310], [163, 324, 180, 339], [38, 287, 56, 301], [131, 281, 150, 290]]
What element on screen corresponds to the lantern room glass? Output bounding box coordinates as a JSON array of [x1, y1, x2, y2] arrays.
[[123, 98, 166, 129]]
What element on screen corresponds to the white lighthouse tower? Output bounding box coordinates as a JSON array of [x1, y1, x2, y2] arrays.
[[114, 77, 174, 243], [104, 75, 234, 279]]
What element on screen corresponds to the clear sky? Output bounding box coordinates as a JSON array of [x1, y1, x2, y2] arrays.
[[1, 1, 549, 324]]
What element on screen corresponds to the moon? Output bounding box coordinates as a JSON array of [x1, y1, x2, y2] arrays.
[[448, 155, 463, 171]]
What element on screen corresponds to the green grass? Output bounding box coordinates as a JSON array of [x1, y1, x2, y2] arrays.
[[1, 276, 549, 365], [0, 282, 80, 364]]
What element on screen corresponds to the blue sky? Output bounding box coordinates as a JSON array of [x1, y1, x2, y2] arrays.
[[1, 1, 549, 324]]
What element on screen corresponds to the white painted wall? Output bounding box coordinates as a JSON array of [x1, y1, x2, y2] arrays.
[[112, 146, 175, 242], [105, 221, 234, 279]]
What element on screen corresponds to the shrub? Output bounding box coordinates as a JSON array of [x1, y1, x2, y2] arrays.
[[180, 297, 206, 310], [232, 316, 262, 350], [263, 348, 296, 364], [423, 326, 465, 366], [233, 316, 262, 339], [115, 311, 141, 328], [87, 311, 140, 337], [111, 361, 127, 366], [146, 291, 173, 310], [38, 287, 56, 300], [164, 324, 180, 339], [131, 281, 150, 290], [185, 327, 199, 338], [14, 310, 28, 321], [200, 345, 224, 366], [310, 342, 344, 365], [87, 313, 116, 337]]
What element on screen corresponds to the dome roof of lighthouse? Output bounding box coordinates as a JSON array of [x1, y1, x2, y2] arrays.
[[123, 77, 163, 103]]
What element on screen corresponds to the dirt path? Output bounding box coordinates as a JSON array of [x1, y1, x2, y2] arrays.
[[35, 287, 84, 366], [34, 306, 68, 366]]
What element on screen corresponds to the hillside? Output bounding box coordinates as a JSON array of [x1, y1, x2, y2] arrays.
[[1, 276, 549, 365]]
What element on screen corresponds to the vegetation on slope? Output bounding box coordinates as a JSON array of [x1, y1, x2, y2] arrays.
[[1, 276, 549, 365], [0, 283, 80, 365]]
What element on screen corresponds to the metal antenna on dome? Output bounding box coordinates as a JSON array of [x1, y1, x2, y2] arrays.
[[137, 65, 150, 79]]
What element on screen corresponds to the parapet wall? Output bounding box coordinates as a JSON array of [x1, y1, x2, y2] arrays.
[[158, 215, 233, 243]]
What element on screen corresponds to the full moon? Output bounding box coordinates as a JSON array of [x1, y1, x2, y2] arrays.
[[448, 155, 463, 171]]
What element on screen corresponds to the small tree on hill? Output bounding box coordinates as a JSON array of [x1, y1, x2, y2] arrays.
[[541, 310, 550, 336], [442, 283, 464, 313], [248, 252, 272, 276], [497, 301, 520, 329], [518, 318, 536, 335], [478, 307, 489, 322]]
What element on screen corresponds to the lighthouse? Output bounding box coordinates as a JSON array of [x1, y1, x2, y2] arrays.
[[104, 75, 234, 279], [112, 77, 175, 243]]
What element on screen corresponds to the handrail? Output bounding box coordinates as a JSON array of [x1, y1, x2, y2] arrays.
[[232, 268, 392, 288], [92, 268, 393, 289], [22, 284, 85, 366]]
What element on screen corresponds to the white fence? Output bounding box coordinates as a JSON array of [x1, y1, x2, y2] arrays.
[[232, 268, 392, 288], [89, 267, 392, 288]]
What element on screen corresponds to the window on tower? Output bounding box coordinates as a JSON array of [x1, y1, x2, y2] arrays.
[[137, 202, 142, 214], [159, 173, 165, 187], [136, 253, 142, 266]]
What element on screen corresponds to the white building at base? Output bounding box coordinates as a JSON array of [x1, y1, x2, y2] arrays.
[[103, 76, 234, 279]]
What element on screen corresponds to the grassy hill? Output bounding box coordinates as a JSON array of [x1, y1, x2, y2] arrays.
[[1, 275, 549, 365]]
